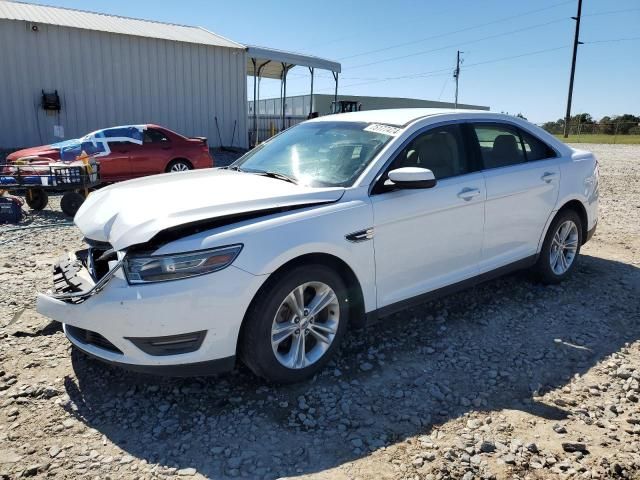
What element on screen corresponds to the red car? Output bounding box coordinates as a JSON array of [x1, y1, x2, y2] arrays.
[[6, 124, 214, 183]]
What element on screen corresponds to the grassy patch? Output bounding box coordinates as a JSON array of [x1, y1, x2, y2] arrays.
[[554, 134, 640, 145]]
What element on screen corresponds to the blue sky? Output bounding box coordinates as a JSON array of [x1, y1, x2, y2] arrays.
[[23, 0, 640, 123]]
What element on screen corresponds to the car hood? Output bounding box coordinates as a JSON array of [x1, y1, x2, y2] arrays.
[[6, 145, 60, 162], [75, 169, 346, 250]]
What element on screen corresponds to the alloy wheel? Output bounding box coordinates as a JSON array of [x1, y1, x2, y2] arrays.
[[170, 162, 190, 172], [550, 220, 579, 275], [271, 281, 340, 369]]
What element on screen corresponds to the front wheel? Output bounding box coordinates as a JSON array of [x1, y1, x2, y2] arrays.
[[534, 209, 583, 284], [240, 265, 349, 383]]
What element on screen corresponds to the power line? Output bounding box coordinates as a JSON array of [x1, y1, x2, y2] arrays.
[[337, 0, 574, 61], [582, 7, 640, 18], [583, 36, 640, 44], [301, 3, 464, 50], [285, 45, 570, 97], [437, 76, 450, 101], [347, 17, 568, 70], [282, 3, 638, 85]]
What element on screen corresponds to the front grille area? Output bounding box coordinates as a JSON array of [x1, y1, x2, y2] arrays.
[[85, 240, 117, 281], [66, 325, 123, 354]]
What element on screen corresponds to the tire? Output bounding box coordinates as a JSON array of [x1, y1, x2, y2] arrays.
[[534, 209, 583, 284], [25, 188, 48, 211], [240, 264, 350, 383], [166, 159, 192, 173], [60, 191, 86, 217]]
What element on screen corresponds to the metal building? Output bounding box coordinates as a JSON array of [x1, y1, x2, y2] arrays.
[[0, 1, 342, 151], [248, 94, 489, 141], [249, 93, 489, 118]]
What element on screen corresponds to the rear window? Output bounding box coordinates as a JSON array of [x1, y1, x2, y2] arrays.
[[473, 124, 525, 169], [144, 129, 170, 143], [519, 129, 557, 161]]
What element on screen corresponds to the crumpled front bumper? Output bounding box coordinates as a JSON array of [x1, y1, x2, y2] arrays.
[[36, 249, 266, 375]]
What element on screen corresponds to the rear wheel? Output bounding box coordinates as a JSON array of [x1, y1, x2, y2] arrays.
[[60, 191, 85, 217], [240, 265, 349, 383], [534, 209, 583, 284], [166, 159, 192, 173], [25, 188, 48, 211]]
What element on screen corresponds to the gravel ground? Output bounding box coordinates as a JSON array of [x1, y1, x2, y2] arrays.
[[0, 144, 639, 480]]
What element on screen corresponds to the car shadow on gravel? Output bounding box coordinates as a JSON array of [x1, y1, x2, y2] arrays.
[[63, 254, 640, 479]]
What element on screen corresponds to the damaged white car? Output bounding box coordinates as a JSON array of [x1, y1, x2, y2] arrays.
[[36, 109, 599, 383]]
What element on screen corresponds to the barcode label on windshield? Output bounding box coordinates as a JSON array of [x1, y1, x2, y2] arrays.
[[364, 124, 401, 136]]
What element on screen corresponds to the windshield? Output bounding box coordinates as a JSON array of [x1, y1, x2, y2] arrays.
[[232, 121, 397, 187]]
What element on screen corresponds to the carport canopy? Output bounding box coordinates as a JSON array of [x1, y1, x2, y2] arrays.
[[246, 45, 341, 145]]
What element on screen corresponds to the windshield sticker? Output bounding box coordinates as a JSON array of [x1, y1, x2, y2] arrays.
[[364, 124, 401, 136]]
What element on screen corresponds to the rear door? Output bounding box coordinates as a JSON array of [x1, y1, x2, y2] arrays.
[[371, 122, 486, 308], [129, 128, 173, 177], [471, 123, 560, 271]]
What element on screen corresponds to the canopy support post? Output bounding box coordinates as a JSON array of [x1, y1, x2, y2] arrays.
[[280, 62, 291, 131], [251, 58, 257, 147], [308, 67, 314, 117], [254, 60, 270, 145], [332, 71, 339, 112]]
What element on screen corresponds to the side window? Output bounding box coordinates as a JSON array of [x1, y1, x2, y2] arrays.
[[519, 129, 557, 161], [391, 124, 470, 180], [143, 129, 170, 144], [473, 124, 525, 169]]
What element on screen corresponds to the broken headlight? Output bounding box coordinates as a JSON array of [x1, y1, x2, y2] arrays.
[[123, 245, 243, 284]]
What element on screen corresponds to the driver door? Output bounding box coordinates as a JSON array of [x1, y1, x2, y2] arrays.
[[371, 123, 486, 309]]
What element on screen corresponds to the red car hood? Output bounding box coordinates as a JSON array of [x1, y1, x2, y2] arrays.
[[6, 145, 61, 162]]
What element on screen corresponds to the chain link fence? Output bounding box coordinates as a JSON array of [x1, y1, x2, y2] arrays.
[[539, 121, 640, 141]]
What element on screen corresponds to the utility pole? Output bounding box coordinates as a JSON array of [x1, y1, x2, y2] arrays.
[[563, 0, 583, 138], [454, 50, 462, 109]]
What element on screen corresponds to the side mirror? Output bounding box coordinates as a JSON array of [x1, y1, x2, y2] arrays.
[[387, 167, 437, 189]]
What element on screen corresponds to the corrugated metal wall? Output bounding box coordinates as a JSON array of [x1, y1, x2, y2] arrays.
[[248, 94, 490, 119], [0, 19, 248, 149]]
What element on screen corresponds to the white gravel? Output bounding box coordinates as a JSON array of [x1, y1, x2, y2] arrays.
[[0, 144, 639, 479]]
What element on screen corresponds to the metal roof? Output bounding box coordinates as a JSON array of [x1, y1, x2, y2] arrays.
[[247, 45, 341, 79], [0, 0, 245, 48], [308, 108, 493, 126]]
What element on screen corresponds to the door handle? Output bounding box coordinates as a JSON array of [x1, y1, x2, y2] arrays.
[[457, 187, 481, 201], [541, 172, 557, 183]]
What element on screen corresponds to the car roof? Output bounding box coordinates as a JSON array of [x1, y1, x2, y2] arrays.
[[308, 108, 492, 127]]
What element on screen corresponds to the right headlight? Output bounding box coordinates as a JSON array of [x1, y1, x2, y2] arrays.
[[123, 244, 243, 284]]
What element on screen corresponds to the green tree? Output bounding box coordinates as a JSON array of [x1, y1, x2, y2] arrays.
[[614, 114, 640, 134], [541, 118, 564, 134], [598, 116, 614, 134]]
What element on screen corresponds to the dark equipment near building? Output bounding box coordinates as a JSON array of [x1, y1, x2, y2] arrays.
[[41, 90, 61, 112], [0, 196, 23, 224], [330, 100, 362, 114]]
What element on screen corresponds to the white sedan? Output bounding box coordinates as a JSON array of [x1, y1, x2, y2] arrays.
[[36, 109, 599, 383]]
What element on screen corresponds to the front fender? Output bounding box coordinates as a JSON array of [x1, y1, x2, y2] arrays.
[[152, 194, 378, 313]]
